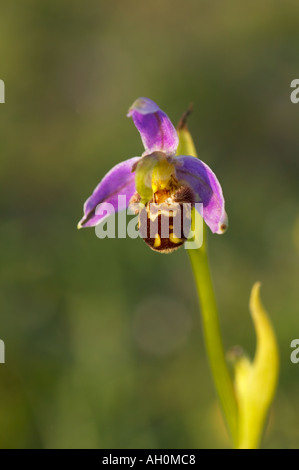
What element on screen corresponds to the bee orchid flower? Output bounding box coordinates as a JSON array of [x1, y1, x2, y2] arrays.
[[78, 98, 227, 252]]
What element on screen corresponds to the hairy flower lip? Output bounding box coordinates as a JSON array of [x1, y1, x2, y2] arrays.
[[78, 97, 227, 236]]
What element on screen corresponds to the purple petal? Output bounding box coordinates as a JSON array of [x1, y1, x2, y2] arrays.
[[127, 97, 179, 156], [175, 155, 227, 234], [78, 157, 140, 228]]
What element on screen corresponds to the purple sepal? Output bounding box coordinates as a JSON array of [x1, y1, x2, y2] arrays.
[[128, 97, 179, 157], [78, 157, 140, 228], [175, 155, 227, 234]]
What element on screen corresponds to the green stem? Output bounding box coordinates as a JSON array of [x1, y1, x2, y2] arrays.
[[188, 223, 238, 446], [177, 118, 239, 446]]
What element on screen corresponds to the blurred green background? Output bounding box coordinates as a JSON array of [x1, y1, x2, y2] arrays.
[[0, 0, 298, 449]]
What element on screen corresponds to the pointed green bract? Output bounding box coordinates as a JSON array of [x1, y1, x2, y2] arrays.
[[234, 283, 279, 449], [176, 126, 198, 158]]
